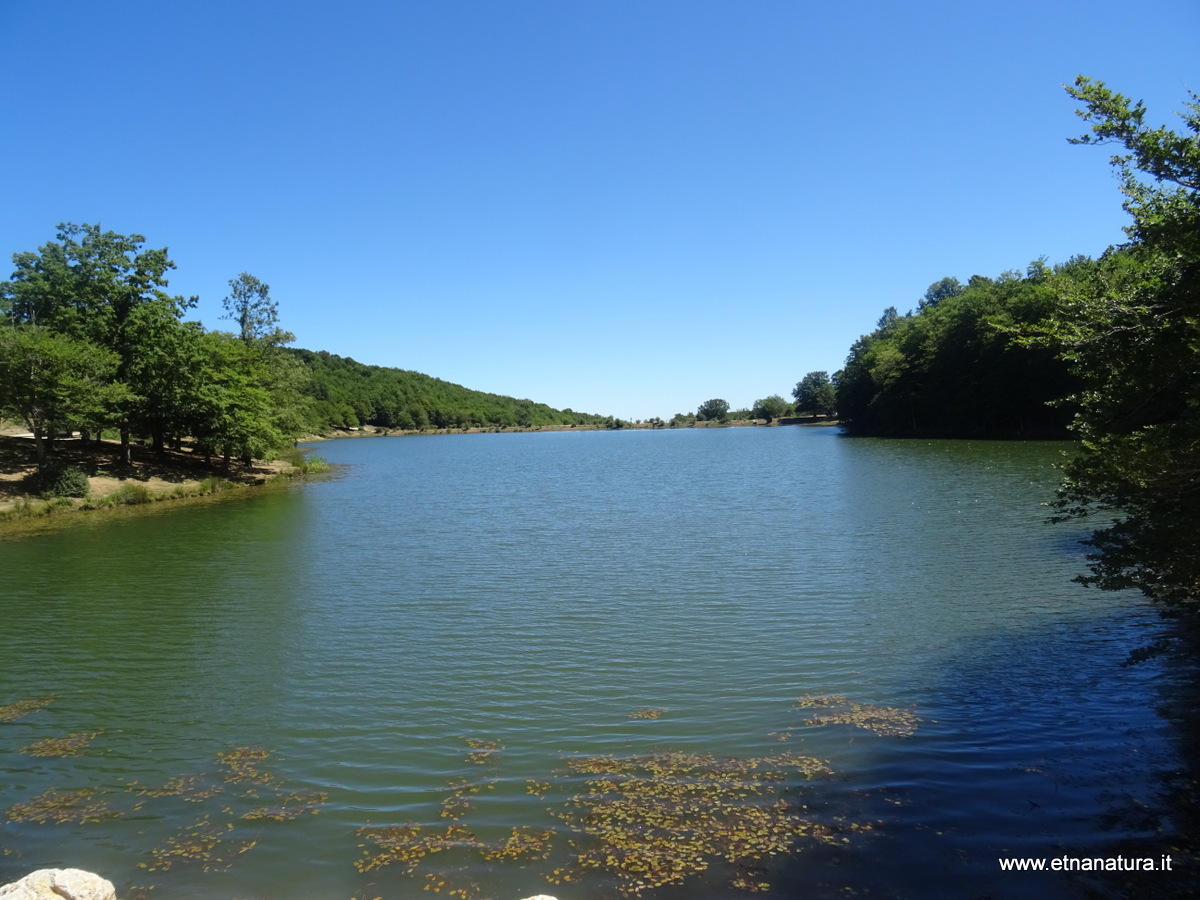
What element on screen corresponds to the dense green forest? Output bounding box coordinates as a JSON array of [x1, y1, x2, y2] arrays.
[[834, 260, 1083, 438], [291, 348, 607, 431], [0, 233, 607, 469], [833, 77, 1199, 613]]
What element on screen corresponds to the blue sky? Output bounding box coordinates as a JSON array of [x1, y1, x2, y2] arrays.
[[2, 1, 1196, 421]]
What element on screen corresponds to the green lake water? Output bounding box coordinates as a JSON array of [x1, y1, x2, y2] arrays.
[[0, 426, 1189, 899]]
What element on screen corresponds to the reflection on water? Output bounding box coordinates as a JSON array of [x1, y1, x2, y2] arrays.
[[0, 427, 1190, 898]]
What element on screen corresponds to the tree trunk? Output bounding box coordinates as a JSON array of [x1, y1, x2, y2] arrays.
[[120, 427, 132, 466], [32, 429, 48, 467]]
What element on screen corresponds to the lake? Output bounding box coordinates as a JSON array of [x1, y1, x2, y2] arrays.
[[0, 426, 1189, 899]]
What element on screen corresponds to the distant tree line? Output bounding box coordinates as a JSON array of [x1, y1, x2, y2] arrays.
[[834, 260, 1081, 438], [291, 348, 607, 432]]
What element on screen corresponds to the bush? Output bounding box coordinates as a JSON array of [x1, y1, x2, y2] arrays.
[[33, 464, 91, 499], [110, 483, 151, 505]]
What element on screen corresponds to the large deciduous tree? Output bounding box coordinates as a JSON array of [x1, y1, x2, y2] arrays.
[[696, 398, 730, 422], [793, 371, 836, 418], [752, 394, 790, 423]]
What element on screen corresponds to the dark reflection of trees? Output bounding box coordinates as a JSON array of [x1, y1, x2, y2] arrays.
[[1089, 622, 1200, 900]]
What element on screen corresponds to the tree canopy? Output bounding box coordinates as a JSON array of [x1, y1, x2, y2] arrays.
[[696, 398, 730, 422], [793, 371, 836, 418], [1039, 77, 1200, 610]]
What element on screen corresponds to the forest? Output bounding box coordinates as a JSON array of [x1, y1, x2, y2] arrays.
[[830, 78, 1199, 614]]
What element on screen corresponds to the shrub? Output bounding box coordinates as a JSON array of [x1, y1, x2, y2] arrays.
[[34, 464, 91, 500], [110, 483, 151, 505]]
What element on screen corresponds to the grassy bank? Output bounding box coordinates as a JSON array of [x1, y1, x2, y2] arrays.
[[0, 432, 328, 532]]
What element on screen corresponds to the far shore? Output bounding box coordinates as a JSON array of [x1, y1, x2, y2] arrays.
[[300, 415, 841, 441], [0, 416, 841, 531]]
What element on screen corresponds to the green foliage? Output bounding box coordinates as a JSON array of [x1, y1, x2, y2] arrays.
[[836, 265, 1077, 437], [919, 276, 965, 310], [696, 398, 730, 422], [752, 394, 791, 423], [223, 272, 294, 347], [792, 371, 836, 417], [109, 483, 152, 505], [0, 326, 126, 463], [289, 348, 605, 433], [1040, 78, 1200, 609], [34, 464, 90, 499]]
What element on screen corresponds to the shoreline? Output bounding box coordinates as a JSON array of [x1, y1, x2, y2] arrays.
[[0, 433, 312, 535], [300, 415, 841, 441], [0, 417, 841, 534]]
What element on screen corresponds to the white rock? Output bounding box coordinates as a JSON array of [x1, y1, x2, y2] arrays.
[[0, 869, 116, 900], [517, 896, 559, 900]]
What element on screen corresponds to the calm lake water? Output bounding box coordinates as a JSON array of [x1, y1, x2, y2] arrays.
[[0, 426, 1190, 899]]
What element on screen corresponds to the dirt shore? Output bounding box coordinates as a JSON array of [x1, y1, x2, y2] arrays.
[[0, 430, 291, 515]]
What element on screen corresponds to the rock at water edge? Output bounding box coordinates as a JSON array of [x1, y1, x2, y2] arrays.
[[0, 869, 116, 900]]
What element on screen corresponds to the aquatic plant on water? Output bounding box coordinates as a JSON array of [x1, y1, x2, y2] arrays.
[[794, 695, 923, 737]]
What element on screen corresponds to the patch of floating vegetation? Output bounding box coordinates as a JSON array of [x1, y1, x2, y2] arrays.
[[356, 748, 842, 898], [4, 741, 325, 893], [127, 773, 221, 802], [551, 750, 838, 896], [462, 738, 503, 766], [480, 827, 555, 863], [239, 790, 328, 822], [794, 695, 923, 737], [356, 823, 484, 874], [421, 869, 484, 900], [19, 730, 100, 757], [627, 708, 667, 720], [216, 746, 278, 785], [439, 778, 492, 820], [6, 788, 123, 825], [0, 695, 54, 722], [141, 815, 256, 873]]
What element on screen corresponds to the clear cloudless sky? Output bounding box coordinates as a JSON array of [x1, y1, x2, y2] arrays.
[[2, 1, 1196, 421]]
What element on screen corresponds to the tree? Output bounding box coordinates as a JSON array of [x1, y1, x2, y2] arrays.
[[696, 398, 729, 422], [0, 327, 125, 465], [875, 306, 900, 331], [223, 273, 293, 346], [752, 394, 790, 423], [792, 371, 836, 418], [918, 276, 964, 310], [1046, 77, 1200, 609]]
